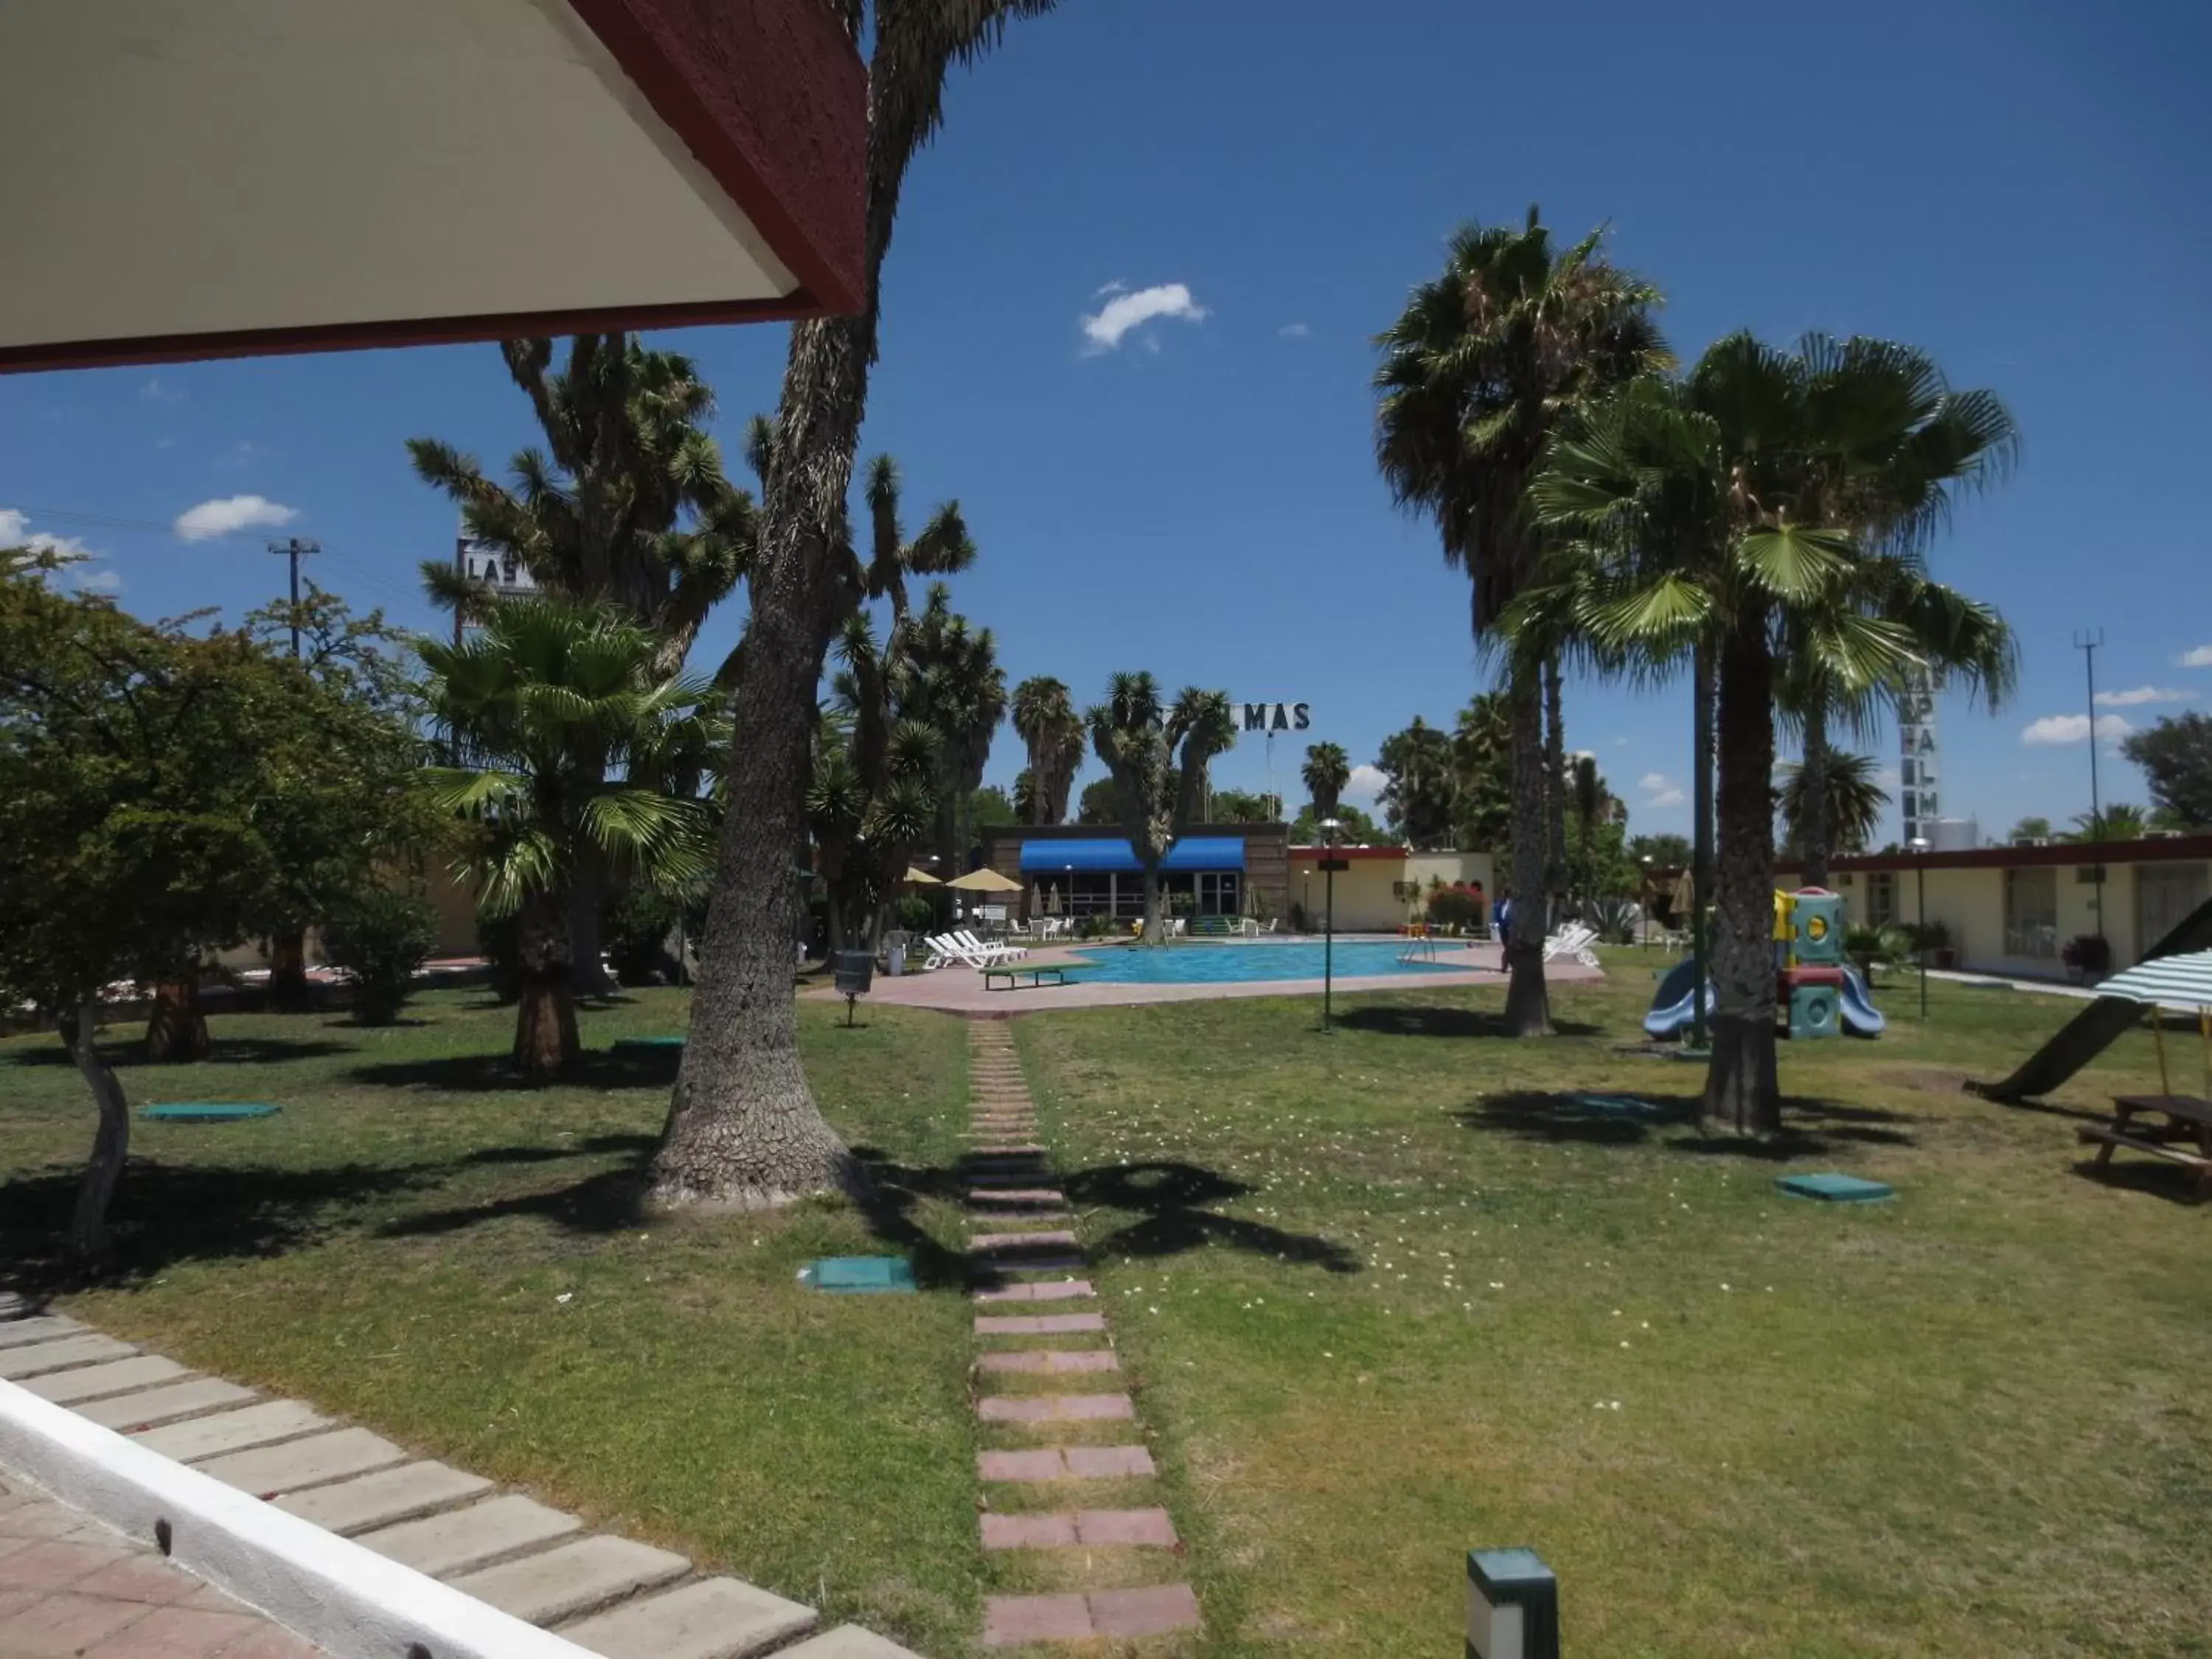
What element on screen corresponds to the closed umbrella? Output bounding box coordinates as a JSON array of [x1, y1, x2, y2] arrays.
[[2087, 948, 2212, 1095]]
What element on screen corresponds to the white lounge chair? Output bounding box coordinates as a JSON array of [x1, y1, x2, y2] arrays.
[[1542, 922, 1601, 969], [953, 929, 1026, 964], [924, 933, 982, 968]]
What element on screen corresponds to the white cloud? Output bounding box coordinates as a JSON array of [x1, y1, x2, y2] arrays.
[[174, 494, 297, 541], [2021, 713, 2135, 746], [1637, 772, 1671, 793], [1877, 767, 1902, 789], [138, 378, 185, 406], [72, 567, 123, 594], [1079, 282, 1208, 353], [1093, 279, 1127, 299], [1343, 764, 1388, 802], [1612, 735, 1630, 746], [0, 507, 91, 559], [1646, 787, 1686, 808], [2180, 644, 2212, 669], [1277, 321, 1312, 338], [2096, 685, 2194, 707]]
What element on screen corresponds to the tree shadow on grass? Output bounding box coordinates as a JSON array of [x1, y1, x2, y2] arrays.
[[1457, 1090, 1918, 1158], [849, 1152, 1363, 1288], [4, 1037, 356, 1072], [1334, 1006, 1603, 1040], [0, 1135, 658, 1295], [345, 1048, 684, 1093]]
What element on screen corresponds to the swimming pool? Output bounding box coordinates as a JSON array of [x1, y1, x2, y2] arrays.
[[1060, 939, 1483, 985]]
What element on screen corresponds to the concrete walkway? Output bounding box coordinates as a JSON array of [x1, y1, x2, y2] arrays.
[[962, 1023, 1202, 1649], [0, 1470, 325, 1658], [0, 1308, 919, 1659]]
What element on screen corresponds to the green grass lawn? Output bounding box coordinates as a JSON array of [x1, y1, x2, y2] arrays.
[[0, 987, 985, 1657], [1014, 953, 2212, 1658]]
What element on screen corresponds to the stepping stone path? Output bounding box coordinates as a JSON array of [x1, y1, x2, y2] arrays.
[[963, 1021, 1200, 1649], [0, 1304, 919, 1658]]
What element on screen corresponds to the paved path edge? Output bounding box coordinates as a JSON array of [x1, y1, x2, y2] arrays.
[[0, 1377, 602, 1659]]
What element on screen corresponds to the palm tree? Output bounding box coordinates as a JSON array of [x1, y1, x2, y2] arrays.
[[900, 587, 1004, 871], [1087, 675, 1237, 942], [1519, 334, 2016, 1133], [2068, 803, 2149, 841], [1012, 677, 1085, 825], [655, 0, 1058, 1211], [1301, 741, 1351, 823], [420, 600, 719, 1078], [1375, 208, 1666, 1035], [1778, 751, 1891, 858]]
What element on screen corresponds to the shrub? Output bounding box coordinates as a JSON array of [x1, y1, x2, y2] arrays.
[[604, 885, 681, 987], [895, 894, 936, 935], [322, 891, 436, 1026], [1587, 895, 1638, 945], [1426, 887, 1483, 931]]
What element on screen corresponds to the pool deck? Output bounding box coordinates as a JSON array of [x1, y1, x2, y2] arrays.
[[808, 938, 1604, 1015]]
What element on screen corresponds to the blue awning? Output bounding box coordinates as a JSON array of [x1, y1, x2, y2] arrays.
[[1018, 836, 1246, 874]]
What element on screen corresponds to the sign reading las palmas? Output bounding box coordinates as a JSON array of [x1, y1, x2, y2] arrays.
[[1239, 700, 1311, 734]]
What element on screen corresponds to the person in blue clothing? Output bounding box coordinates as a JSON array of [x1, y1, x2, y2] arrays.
[[1494, 889, 1514, 948]]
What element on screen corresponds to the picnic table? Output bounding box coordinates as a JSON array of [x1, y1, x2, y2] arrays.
[[2079, 1094, 2212, 1200], [981, 963, 1075, 992]]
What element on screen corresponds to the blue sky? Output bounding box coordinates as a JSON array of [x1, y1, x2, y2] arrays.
[[4, 0, 2208, 843]]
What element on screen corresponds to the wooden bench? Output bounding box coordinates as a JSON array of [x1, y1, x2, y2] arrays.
[[981, 964, 1074, 992], [2079, 1094, 2212, 1200]]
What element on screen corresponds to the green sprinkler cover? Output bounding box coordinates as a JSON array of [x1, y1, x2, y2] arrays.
[[1776, 1172, 1894, 1203], [140, 1104, 280, 1122], [799, 1256, 917, 1294], [611, 1035, 686, 1050]]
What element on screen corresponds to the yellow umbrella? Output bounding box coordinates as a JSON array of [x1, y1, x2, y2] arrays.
[[946, 867, 1023, 893], [1669, 869, 1696, 916], [902, 866, 942, 886]]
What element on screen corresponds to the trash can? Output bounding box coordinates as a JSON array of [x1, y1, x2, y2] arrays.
[[833, 951, 874, 996], [886, 943, 906, 978]]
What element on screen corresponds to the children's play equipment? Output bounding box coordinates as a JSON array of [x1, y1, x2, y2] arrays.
[[1975, 894, 2212, 1103], [1644, 888, 1885, 1040]]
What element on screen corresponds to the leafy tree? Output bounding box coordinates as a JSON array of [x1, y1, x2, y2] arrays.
[[1012, 676, 1085, 825], [0, 572, 359, 1255], [2065, 803, 2149, 842], [1077, 776, 1121, 826], [1375, 208, 1666, 1035], [2006, 815, 2054, 844], [1293, 801, 1388, 844], [971, 785, 1019, 830], [1208, 787, 1281, 823], [1377, 717, 1458, 849], [1450, 693, 1514, 853], [1087, 675, 1237, 942], [1778, 751, 1890, 858], [1518, 333, 2015, 1133], [420, 599, 720, 1077], [1629, 832, 1692, 866], [1564, 815, 1641, 902], [2121, 713, 2212, 828], [1301, 742, 1351, 821], [655, 0, 1060, 1213]]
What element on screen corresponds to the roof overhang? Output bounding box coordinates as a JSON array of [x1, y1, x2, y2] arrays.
[[0, 0, 865, 373]]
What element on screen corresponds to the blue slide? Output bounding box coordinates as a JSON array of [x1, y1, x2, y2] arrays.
[[1643, 959, 1887, 1037]]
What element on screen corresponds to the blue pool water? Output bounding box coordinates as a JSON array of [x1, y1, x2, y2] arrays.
[[1062, 940, 1478, 984]]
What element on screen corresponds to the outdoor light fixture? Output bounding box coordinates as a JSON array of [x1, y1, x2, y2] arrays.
[[1908, 835, 1931, 1020], [1467, 1548, 1559, 1659], [1318, 818, 1346, 1032]]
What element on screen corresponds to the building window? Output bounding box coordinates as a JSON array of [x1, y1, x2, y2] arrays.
[[2004, 867, 2059, 959], [1865, 872, 1898, 928], [1197, 872, 1242, 915]]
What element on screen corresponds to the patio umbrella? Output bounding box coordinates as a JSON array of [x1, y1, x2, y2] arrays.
[[1669, 869, 1696, 918], [946, 868, 1023, 893], [2087, 948, 2212, 1095], [902, 866, 942, 886]]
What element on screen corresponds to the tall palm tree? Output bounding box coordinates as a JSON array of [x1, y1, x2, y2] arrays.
[[655, 0, 1060, 1212], [1519, 335, 2016, 1132], [1375, 208, 1667, 1035], [900, 588, 1005, 871], [1778, 751, 1890, 858], [1012, 676, 1085, 825], [1301, 741, 1351, 823], [1087, 675, 1236, 942], [420, 600, 719, 1078]]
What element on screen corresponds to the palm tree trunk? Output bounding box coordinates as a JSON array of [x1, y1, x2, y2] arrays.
[[1800, 700, 1834, 889], [1691, 639, 1715, 1051], [1503, 661, 1553, 1036], [1703, 617, 1781, 1134], [267, 929, 313, 1013], [1543, 659, 1568, 903], [67, 998, 130, 1260], [145, 970, 209, 1062], [512, 889, 579, 1077]]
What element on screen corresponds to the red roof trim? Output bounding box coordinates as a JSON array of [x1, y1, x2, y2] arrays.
[[0, 291, 833, 376], [1778, 834, 2212, 875], [567, 0, 866, 316], [1286, 845, 1419, 862]]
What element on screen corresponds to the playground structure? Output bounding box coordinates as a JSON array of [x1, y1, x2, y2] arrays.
[[1644, 887, 1886, 1041]]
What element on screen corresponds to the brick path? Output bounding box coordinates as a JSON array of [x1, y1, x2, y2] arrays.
[[964, 1023, 1201, 1649], [0, 1308, 917, 1658], [0, 1470, 324, 1658]]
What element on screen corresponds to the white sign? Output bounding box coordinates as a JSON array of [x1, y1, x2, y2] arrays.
[[1238, 700, 1311, 734], [456, 538, 538, 597]]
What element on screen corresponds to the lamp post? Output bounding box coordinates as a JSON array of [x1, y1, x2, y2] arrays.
[[1319, 817, 1345, 1033], [1640, 855, 1653, 947], [1909, 835, 1930, 1019]]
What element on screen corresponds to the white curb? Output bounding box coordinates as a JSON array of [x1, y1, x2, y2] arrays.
[[0, 1377, 603, 1659]]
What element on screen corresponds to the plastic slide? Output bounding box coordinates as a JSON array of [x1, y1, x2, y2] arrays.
[[1642, 957, 1713, 1038], [1975, 893, 2212, 1103], [1837, 965, 1887, 1036]]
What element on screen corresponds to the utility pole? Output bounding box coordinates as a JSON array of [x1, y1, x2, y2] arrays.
[[266, 538, 321, 658], [2076, 630, 2106, 939]]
